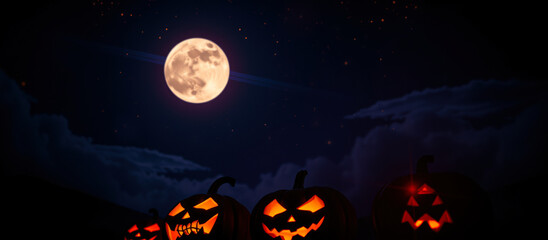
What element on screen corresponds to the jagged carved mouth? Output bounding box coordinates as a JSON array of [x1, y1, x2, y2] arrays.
[[402, 210, 453, 232], [168, 214, 218, 238], [262, 216, 325, 240]]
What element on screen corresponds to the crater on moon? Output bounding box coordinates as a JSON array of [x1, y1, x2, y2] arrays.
[[164, 38, 229, 104]]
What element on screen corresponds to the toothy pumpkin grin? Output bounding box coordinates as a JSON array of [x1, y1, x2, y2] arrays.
[[176, 214, 218, 235], [262, 216, 325, 240], [165, 177, 251, 240], [401, 211, 453, 232]]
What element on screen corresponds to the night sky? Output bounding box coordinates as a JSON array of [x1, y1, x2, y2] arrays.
[[1, 0, 546, 237]]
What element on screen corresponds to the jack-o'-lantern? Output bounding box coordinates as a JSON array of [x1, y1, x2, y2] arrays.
[[401, 183, 453, 232], [372, 155, 493, 240], [164, 176, 251, 240], [125, 209, 165, 240], [250, 170, 357, 240]]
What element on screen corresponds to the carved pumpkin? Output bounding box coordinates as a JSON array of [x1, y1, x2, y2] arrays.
[[164, 176, 251, 240], [372, 155, 493, 240], [125, 209, 165, 240], [250, 170, 357, 240]]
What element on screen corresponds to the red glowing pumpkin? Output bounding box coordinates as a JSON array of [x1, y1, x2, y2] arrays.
[[372, 155, 493, 240]]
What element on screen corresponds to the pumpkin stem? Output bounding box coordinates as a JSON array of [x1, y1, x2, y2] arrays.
[[293, 170, 308, 189], [417, 155, 434, 175], [149, 208, 159, 218], [207, 176, 236, 194]]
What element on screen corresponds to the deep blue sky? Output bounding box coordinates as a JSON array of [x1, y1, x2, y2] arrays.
[[1, 0, 546, 230]]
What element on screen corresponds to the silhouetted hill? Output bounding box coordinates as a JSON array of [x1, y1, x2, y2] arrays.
[[3, 174, 150, 240]]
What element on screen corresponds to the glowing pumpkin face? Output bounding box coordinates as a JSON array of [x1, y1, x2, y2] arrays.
[[251, 170, 357, 240], [124, 209, 164, 240], [125, 223, 163, 240], [166, 197, 220, 236], [401, 184, 453, 232], [164, 177, 251, 240], [372, 155, 493, 240], [261, 195, 326, 240]]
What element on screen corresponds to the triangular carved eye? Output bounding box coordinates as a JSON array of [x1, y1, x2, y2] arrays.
[[194, 197, 218, 210], [407, 196, 419, 206], [144, 223, 160, 232], [128, 224, 138, 233], [264, 199, 286, 217], [432, 195, 444, 206], [168, 203, 185, 216], [297, 195, 325, 213]]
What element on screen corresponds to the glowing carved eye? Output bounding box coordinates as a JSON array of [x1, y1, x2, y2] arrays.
[[432, 195, 444, 206], [128, 224, 138, 233], [168, 203, 185, 216], [144, 223, 160, 232], [264, 199, 286, 217], [407, 196, 419, 207], [297, 195, 325, 213], [194, 197, 219, 210]]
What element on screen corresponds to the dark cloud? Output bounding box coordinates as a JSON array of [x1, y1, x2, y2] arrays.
[[1, 70, 213, 214]]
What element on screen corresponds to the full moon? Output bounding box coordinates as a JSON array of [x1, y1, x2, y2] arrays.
[[164, 38, 230, 104]]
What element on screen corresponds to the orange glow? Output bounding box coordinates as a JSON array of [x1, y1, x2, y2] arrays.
[[128, 224, 138, 233], [432, 195, 443, 206], [416, 184, 436, 195], [194, 197, 218, 210], [428, 220, 440, 229], [402, 210, 453, 231], [407, 196, 419, 206], [287, 215, 296, 222], [166, 222, 179, 240], [136, 233, 141, 237], [182, 212, 190, 219], [264, 199, 287, 217], [149, 236, 157, 240], [297, 195, 325, 213], [168, 203, 185, 217], [262, 216, 325, 240], [175, 213, 218, 237], [201, 214, 218, 234], [144, 223, 160, 232]]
